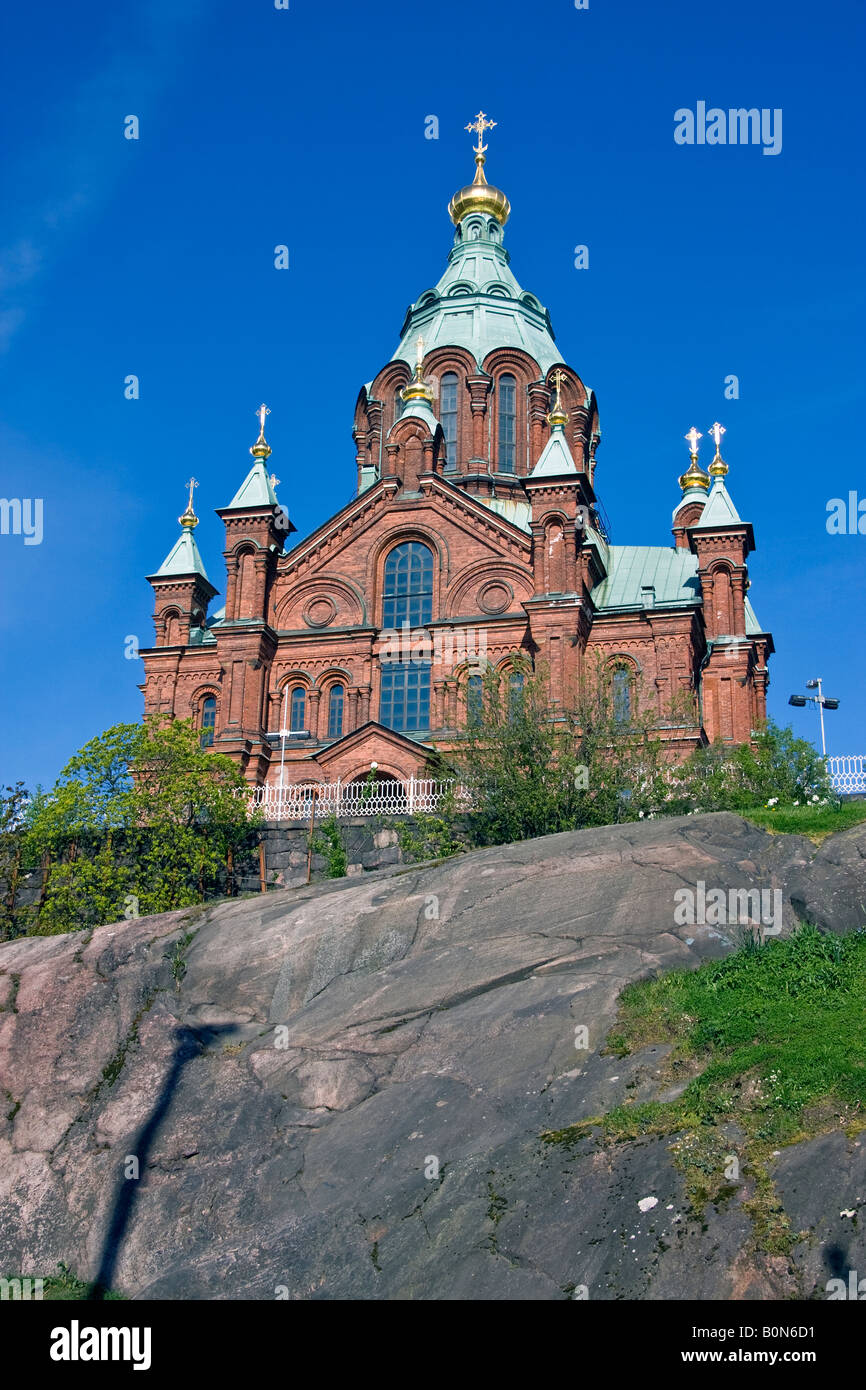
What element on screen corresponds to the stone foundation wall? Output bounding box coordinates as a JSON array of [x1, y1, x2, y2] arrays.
[[234, 817, 470, 893]]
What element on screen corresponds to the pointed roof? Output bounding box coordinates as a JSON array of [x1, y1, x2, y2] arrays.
[[225, 458, 279, 510], [154, 526, 211, 581], [693, 478, 742, 528], [530, 421, 577, 477]]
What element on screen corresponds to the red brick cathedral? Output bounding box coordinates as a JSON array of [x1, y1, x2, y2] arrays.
[[141, 117, 773, 790]]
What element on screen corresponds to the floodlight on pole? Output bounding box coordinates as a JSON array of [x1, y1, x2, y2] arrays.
[[787, 677, 839, 757]]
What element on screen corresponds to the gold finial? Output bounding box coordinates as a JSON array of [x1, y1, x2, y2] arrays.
[[178, 476, 199, 529], [401, 336, 434, 404], [269, 472, 280, 491], [448, 110, 511, 227], [547, 369, 569, 428], [251, 403, 272, 460], [679, 429, 710, 494], [465, 110, 497, 160], [684, 426, 702, 462], [708, 421, 728, 477]]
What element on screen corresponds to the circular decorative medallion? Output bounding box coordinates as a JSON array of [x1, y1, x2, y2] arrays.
[[478, 581, 512, 614], [303, 596, 337, 628]]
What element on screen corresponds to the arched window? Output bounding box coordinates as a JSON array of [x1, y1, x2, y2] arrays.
[[441, 372, 458, 472], [508, 670, 524, 721], [393, 390, 403, 427], [327, 684, 344, 739], [612, 668, 631, 723], [200, 696, 216, 749], [380, 541, 434, 732], [382, 540, 433, 629], [467, 673, 483, 727], [290, 686, 306, 732], [498, 373, 517, 473]]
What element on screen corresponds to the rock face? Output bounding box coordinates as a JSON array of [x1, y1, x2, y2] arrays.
[[1, 812, 864, 1301]]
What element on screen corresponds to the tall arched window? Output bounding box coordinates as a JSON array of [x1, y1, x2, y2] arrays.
[[441, 372, 458, 472], [327, 684, 344, 739], [612, 668, 631, 724], [200, 696, 216, 748], [382, 540, 433, 629], [393, 390, 403, 427], [380, 541, 433, 732], [290, 686, 306, 732], [498, 373, 517, 473], [508, 670, 524, 722], [467, 673, 483, 727]]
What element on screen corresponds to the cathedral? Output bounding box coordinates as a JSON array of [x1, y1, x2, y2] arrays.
[[141, 115, 774, 793]]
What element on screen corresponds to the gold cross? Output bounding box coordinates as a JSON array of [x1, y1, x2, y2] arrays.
[[184, 476, 199, 509], [708, 421, 726, 454], [256, 403, 270, 438], [552, 369, 566, 406], [415, 336, 425, 374], [269, 472, 280, 490], [685, 426, 702, 457], [465, 110, 497, 157]]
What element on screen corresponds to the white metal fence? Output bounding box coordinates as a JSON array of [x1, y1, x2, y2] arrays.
[[251, 777, 468, 822], [827, 755, 866, 796]]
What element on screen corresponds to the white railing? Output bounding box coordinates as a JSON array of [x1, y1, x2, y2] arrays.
[[827, 755, 866, 796], [251, 777, 468, 822]]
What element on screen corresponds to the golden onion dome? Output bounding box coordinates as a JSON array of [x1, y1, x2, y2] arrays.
[[678, 456, 711, 494], [449, 155, 511, 227]]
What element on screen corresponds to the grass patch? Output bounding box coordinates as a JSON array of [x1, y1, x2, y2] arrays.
[[544, 925, 866, 1252], [1, 1263, 125, 1300], [739, 801, 866, 843]]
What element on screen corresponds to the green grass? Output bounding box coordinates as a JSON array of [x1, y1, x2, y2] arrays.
[[544, 925, 866, 1252], [739, 800, 866, 843]]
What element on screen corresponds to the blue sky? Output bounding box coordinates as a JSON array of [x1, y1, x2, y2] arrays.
[[1, 0, 863, 788]]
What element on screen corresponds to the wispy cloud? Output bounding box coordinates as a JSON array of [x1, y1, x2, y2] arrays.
[[0, 0, 206, 355]]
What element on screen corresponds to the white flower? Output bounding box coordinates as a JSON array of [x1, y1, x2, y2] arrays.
[[767, 798, 778, 807]]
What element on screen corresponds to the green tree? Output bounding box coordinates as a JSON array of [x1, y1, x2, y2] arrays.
[[25, 717, 259, 933], [0, 782, 31, 941]]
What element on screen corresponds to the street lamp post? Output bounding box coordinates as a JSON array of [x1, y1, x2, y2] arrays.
[[788, 677, 840, 757]]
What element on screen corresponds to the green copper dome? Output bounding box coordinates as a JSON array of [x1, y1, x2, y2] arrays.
[[392, 210, 560, 374]]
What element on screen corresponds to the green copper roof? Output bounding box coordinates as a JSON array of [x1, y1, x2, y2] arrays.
[[155, 527, 211, 581], [693, 478, 741, 528], [225, 459, 279, 510], [392, 212, 561, 374], [745, 595, 764, 634], [530, 422, 577, 477], [592, 545, 701, 611], [393, 400, 440, 433]]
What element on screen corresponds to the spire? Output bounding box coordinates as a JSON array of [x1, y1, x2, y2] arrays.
[[155, 481, 211, 580], [707, 421, 729, 478], [224, 404, 280, 509], [448, 110, 511, 227], [678, 426, 710, 495], [531, 372, 577, 477], [400, 336, 434, 405]]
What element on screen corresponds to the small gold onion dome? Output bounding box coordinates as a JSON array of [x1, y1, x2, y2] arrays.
[[179, 477, 199, 528], [251, 403, 272, 460], [678, 456, 711, 494], [401, 336, 434, 404], [708, 450, 728, 479], [547, 370, 568, 428]]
